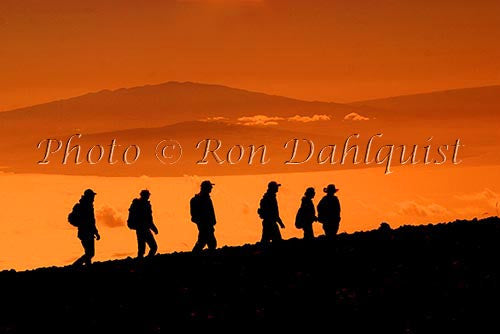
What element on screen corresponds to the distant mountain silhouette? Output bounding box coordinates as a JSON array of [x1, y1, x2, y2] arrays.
[[1, 216, 498, 330], [2, 83, 499, 137], [0, 81, 359, 137], [1, 83, 500, 175], [350, 85, 500, 120]]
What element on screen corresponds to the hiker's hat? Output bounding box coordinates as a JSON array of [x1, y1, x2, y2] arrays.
[[84, 188, 97, 196], [268, 181, 281, 189], [201, 180, 215, 188], [140, 189, 150, 197], [323, 184, 339, 193], [305, 187, 315, 195]]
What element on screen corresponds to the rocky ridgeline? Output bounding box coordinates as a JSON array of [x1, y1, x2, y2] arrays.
[[0, 216, 498, 332]]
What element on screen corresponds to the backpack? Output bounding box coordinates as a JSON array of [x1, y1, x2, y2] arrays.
[[127, 199, 140, 230], [257, 207, 265, 219], [190, 195, 201, 223], [295, 207, 305, 229], [257, 195, 269, 220], [317, 198, 327, 224], [68, 203, 82, 227]]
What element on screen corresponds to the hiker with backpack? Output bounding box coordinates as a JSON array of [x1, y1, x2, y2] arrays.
[[190, 180, 217, 253], [69, 188, 100, 266], [295, 187, 318, 240], [127, 189, 159, 258], [258, 181, 285, 243], [317, 184, 341, 238]]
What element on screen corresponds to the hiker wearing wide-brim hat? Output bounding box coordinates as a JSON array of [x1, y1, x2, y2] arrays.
[[317, 184, 341, 238], [323, 184, 339, 194]]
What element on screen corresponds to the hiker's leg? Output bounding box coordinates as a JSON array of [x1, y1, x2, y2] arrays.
[[303, 224, 314, 240], [260, 220, 270, 243], [333, 222, 339, 236], [272, 222, 282, 241], [324, 223, 337, 239], [193, 226, 207, 253], [322, 222, 330, 237], [136, 230, 146, 258], [192, 242, 203, 253], [192, 236, 203, 253], [82, 237, 95, 265], [145, 230, 158, 257], [207, 227, 217, 250], [260, 228, 266, 243], [73, 237, 87, 266], [73, 255, 86, 266]]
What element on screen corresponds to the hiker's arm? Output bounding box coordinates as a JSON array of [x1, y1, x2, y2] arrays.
[[309, 202, 318, 222], [94, 222, 100, 239], [149, 204, 158, 233], [212, 204, 217, 226], [151, 223, 159, 234], [278, 219, 285, 228], [277, 214, 285, 228], [91, 208, 100, 238], [276, 201, 284, 228]]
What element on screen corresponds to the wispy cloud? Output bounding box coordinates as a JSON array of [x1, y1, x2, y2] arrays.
[[397, 201, 450, 217], [454, 188, 500, 215], [237, 114, 331, 126], [288, 114, 331, 122], [237, 115, 284, 126], [96, 206, 125, 228], [455, 188, 499, 202], [201, 116, 228, 122], [344, 112, 369, 121]]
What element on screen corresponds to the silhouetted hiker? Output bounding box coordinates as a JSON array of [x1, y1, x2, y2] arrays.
[[317, 184, 341, 238], [190, 180, 217, 253], [69, 189, 100, 266], [258, 181, 285, 243], [127, 189, 159, 258], [295, 187, 318, 240]]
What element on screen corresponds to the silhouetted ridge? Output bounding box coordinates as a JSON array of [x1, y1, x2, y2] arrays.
[[1, 216, 499, 331]]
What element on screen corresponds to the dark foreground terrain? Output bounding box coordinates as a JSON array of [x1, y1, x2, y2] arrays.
[[1, 217, 499, 332]]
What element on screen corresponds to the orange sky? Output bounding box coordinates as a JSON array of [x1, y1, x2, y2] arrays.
[[1, 0, 500, 110], [1, 0, 500, 271], [1, 164, 499, 271]]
